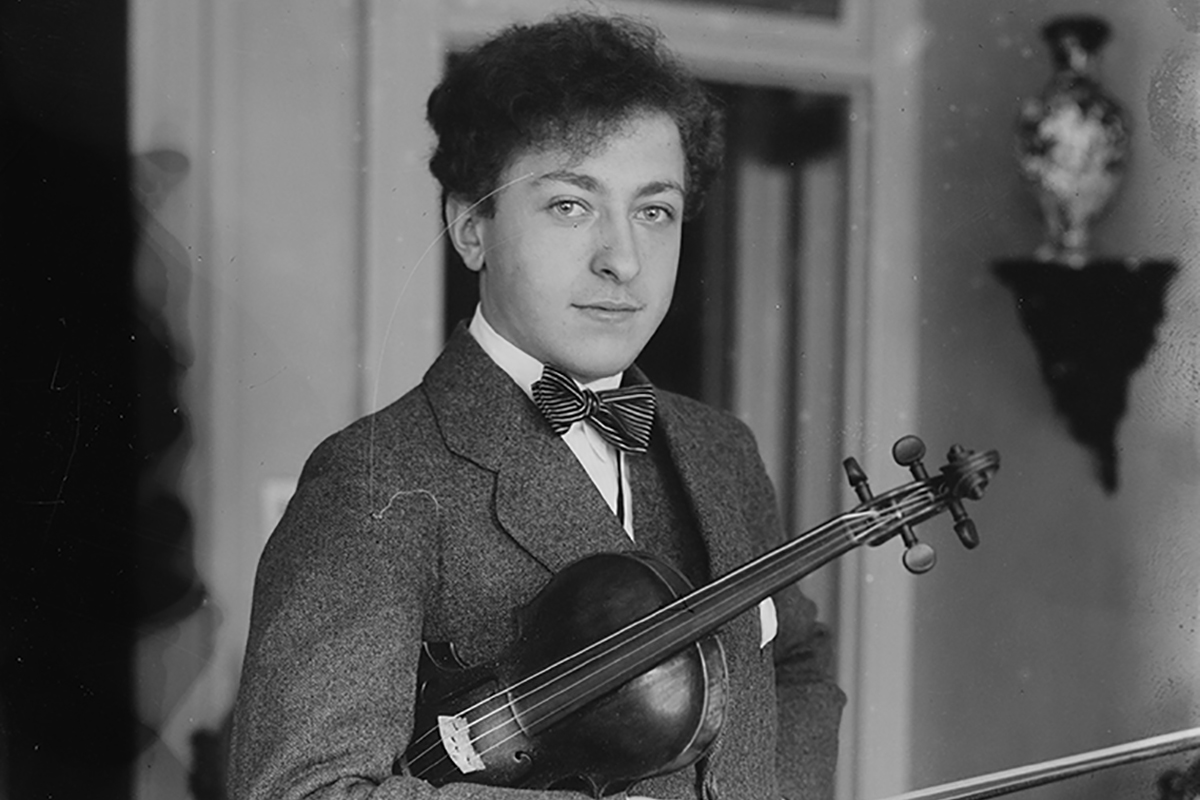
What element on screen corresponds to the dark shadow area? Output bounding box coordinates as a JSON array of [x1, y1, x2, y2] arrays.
[[993, 258, 1176, 492], [653, 0, 841, 20], [1158, 752, 1200, 800], [2, 1, 141, 796]]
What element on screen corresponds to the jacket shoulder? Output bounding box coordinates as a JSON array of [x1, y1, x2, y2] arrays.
[[298, 385, 440, 482]]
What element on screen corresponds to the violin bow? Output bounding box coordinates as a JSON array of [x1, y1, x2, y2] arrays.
[[883, 728, 1200, 800]]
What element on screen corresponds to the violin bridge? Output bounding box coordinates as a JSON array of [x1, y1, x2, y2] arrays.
[[438, 714, 486, 774]]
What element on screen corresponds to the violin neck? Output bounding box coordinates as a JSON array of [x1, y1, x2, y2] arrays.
[[680, 514, 862, 637]]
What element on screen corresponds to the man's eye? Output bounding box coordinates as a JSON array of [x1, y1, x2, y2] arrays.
[[637, 205, 676, 224], [550, 199, 587, 217]]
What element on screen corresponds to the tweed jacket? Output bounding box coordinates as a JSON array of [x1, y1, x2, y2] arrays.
[[228, 327, 845, 800]]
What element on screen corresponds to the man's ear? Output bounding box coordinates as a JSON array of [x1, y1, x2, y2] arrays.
[[445, 196, 487, 273]]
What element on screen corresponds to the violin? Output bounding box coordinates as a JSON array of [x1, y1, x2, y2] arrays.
[[394, 436, 1001, 796]]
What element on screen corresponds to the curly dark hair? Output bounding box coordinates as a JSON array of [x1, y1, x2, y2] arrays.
[[426, 12, 724, 220]]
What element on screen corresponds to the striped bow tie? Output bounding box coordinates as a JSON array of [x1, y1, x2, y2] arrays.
[[531, 364, 657, 453]]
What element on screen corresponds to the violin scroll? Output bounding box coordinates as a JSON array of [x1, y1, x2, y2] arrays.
[[942, 444, 999, 501], [844, 436, 1001, 574], [941, 444, 998, 549]]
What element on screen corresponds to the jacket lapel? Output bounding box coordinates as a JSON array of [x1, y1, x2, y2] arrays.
[[651, 389, 757, 581], [423, 326, 633, 573]]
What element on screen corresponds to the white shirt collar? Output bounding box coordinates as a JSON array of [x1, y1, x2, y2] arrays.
[[468, 305, 623, 397]]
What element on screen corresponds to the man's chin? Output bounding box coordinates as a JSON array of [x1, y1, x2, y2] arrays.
[[556, 350, 640, 383], [545, 326, 659, 381]]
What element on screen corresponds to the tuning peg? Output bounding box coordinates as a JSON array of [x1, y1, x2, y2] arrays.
[[951, 513, 980, 549], [888, 437, 938, 572], [901, 539, 937, 573], [843, 457, 873, 503], [846, 451, 937, 573], [892, 435, 929, 480]]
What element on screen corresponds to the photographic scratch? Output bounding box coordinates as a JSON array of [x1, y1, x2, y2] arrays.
[[44, 387, 83, 534], [371, 488, 442, 520], [367, 172, 536, 503], [247, 366, 288, 391], [50, 318, 68, 390], [368, 171, 535, 412]]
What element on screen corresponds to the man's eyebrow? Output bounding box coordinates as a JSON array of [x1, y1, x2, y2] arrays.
[[532, 170, 600, 192], [532, 171, 685, 199], [635, 179, 685, 199]]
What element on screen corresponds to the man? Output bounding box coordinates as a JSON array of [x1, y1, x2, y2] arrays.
[[229, 12, 844, 800]]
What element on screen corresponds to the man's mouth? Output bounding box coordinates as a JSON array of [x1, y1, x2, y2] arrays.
[[576, 300, 641, 313]]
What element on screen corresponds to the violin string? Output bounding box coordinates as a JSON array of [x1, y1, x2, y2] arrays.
[[403, 515, 867, 779], [406, 488, 938, 778], [400, 518, 863, 772], [407, 488, 940, 778], [406, 488, 938, 777], [400, 517, 864, 778], [410, 491, 939, 780]]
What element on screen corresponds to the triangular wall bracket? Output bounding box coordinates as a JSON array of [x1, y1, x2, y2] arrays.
[[993, 257, 1176, 492]]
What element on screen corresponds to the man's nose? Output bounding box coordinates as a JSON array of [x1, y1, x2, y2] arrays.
[[591, 215, 641, 282]]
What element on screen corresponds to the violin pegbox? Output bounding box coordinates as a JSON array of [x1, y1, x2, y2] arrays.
[[842, 436, 1001, 575]]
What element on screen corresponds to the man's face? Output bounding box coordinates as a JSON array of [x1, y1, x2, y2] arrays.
[[460, 112, 686, 382]]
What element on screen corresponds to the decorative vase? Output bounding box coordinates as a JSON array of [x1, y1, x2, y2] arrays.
[[1015, 15, 1130, 267]]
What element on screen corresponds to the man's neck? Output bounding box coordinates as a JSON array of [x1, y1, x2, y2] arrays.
[[467, 305, 622, 396]]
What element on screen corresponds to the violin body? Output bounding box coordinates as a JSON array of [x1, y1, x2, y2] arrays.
[[397, 551, 727, 796]]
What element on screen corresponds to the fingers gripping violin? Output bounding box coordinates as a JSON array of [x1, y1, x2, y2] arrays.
[[395, 436, 1001, 796]]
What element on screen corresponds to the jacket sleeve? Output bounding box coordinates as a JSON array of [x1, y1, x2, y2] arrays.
[[734, 424, 846, 800], [226, 435, 585, 800]]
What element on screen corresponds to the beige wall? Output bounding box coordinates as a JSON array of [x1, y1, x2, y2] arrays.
[[131, 2, 368, 792], [910, 1, 1200, 797]]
